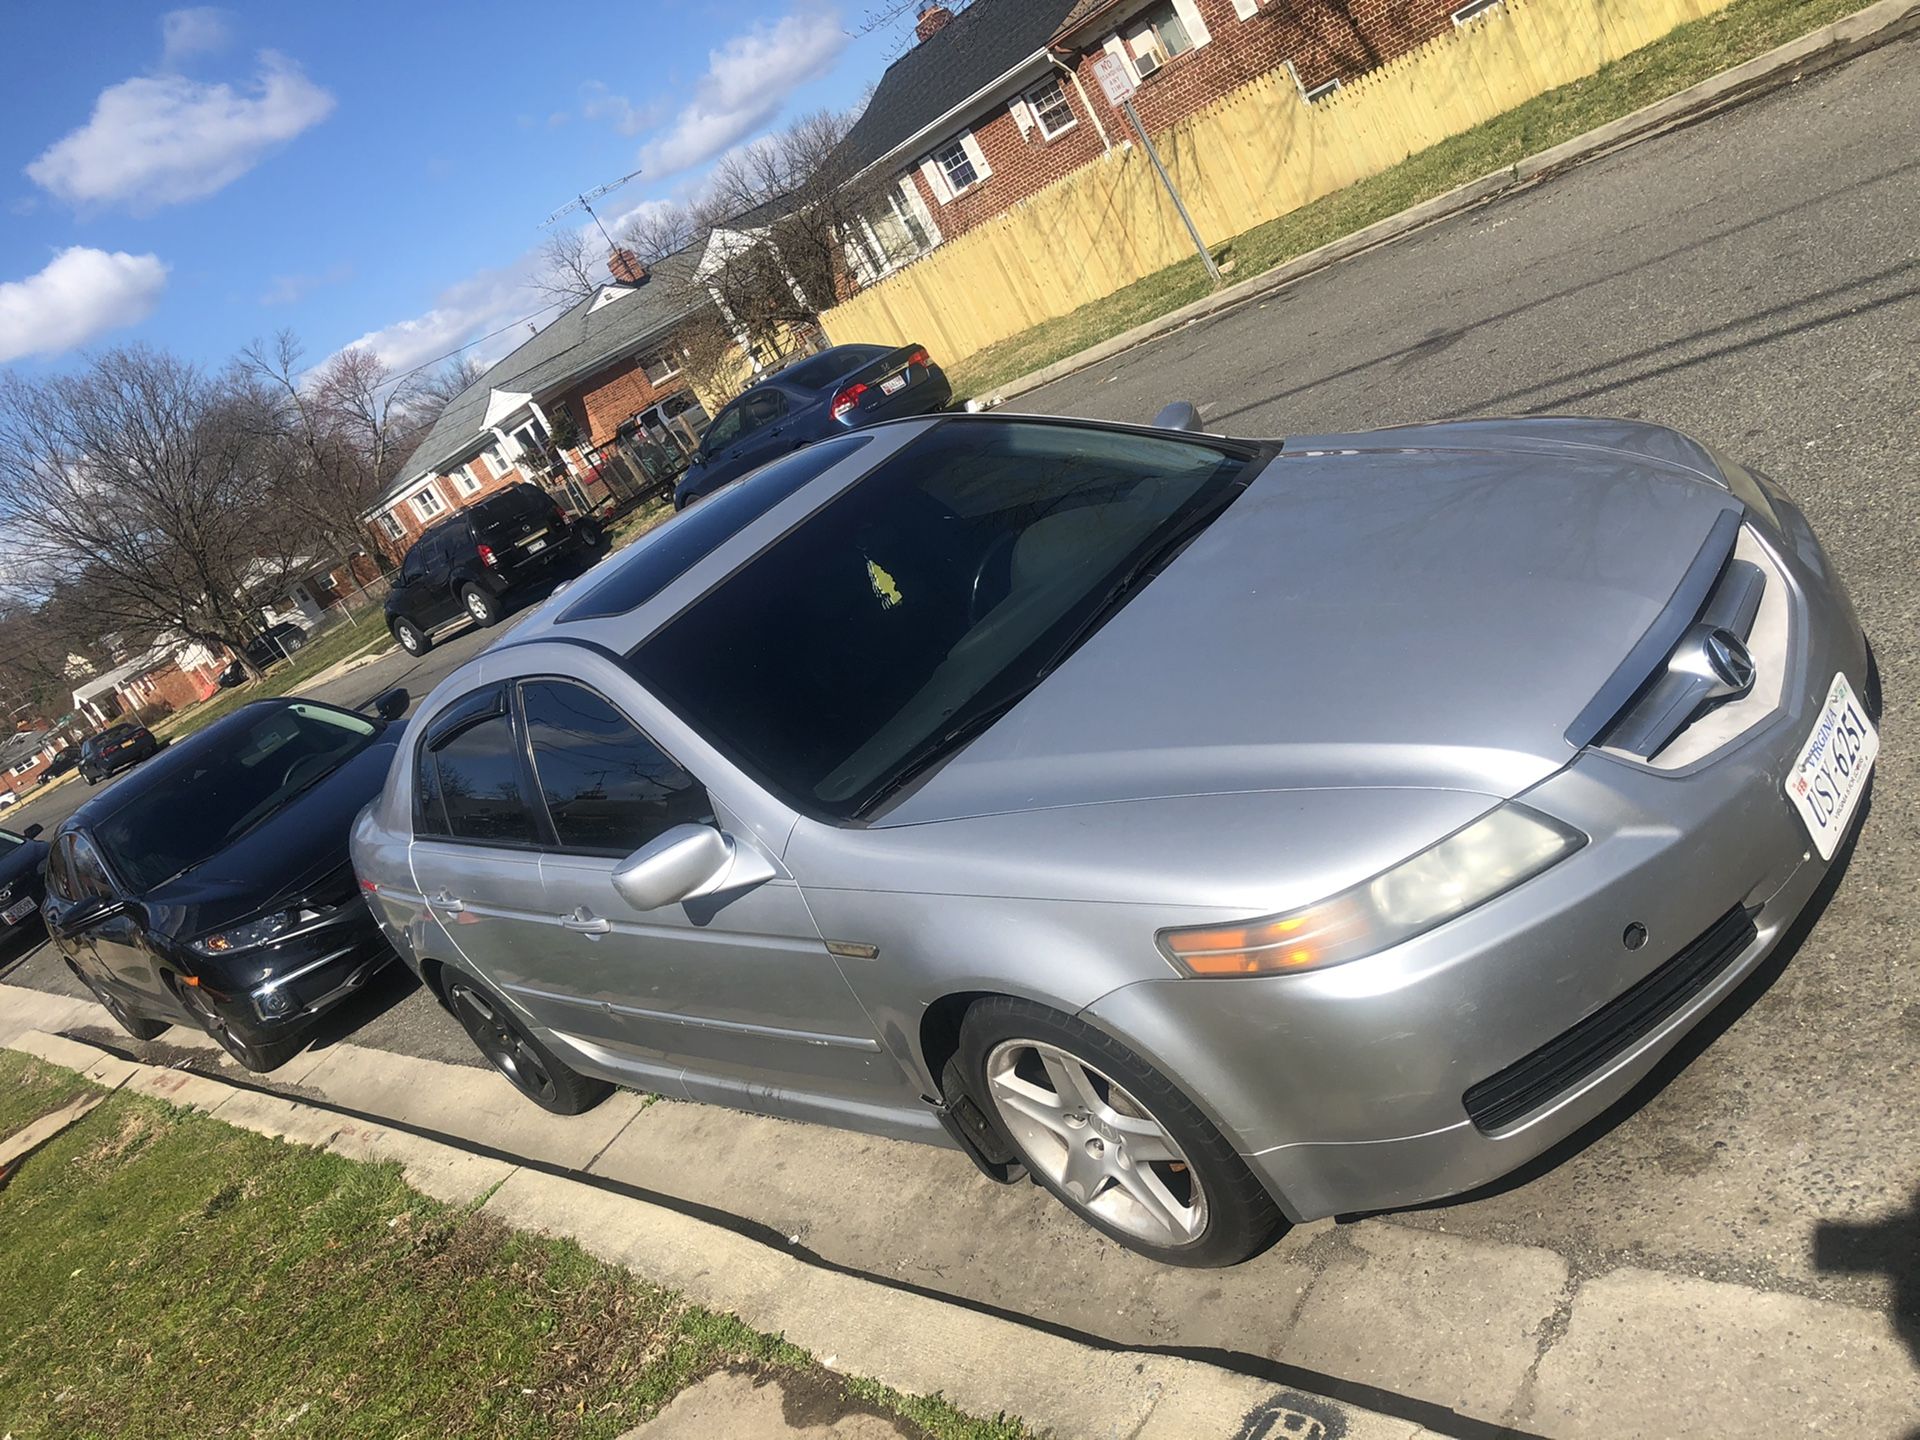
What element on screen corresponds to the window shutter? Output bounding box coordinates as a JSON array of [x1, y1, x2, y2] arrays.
[[919, 157, 953, 205], [959, 130, 991, 181], [1231, 0, 1258, 17], [1010, 96, 1035, 140], [1171, 0, 1212, 46]]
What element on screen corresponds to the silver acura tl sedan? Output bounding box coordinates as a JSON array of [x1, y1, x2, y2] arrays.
[[351, 411, 1876, 1266]]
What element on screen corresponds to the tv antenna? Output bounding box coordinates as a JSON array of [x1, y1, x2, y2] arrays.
[[542, 165, 646, 249]]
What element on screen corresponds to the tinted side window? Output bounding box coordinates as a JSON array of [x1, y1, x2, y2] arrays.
[[400, 545, 428, 583], [68, 834, 116, 901], [741, 390, 786, 433], [522, 681, 710, 853], [45, 834, 74, 901], [703, 402, 747, 452], [425, 691, 537, 845]]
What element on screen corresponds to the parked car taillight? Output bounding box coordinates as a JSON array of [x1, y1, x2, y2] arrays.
[[477, 543, 498, 568], [831, 383, 868, 422], [908, 347, 930, 369]]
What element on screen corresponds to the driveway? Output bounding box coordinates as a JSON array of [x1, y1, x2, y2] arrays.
[[4, 38, 1916, 1437]]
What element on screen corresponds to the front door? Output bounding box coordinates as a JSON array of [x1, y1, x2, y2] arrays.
[[515, 678, 907, 1110], [45, 831, 172, 1017]]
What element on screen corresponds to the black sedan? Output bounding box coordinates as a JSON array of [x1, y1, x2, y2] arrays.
[[78, 723, 159, 785], [0, 824, 49, 957], [218, 622, 310, 686], [674, 342, 951, 507], [43, 691, 408, 1070]]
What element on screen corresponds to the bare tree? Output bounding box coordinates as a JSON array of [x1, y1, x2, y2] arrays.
[[617, 203, 703, 268], [532, 226, 605, 307], [410, 354, 487, 431], [0, 347, 301, 678]]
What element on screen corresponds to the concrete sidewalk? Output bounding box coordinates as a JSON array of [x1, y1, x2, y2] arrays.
[[978, 0, 1920, 408], [6, 982, 1915, 1439]]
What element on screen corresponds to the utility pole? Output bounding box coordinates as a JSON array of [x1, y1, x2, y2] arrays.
[[1091, 55, 1221, 284]]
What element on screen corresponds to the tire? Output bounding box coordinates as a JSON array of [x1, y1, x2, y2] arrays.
[[66, 959, 167, 1042], [391, 616, 431, 656], [442, 970, 611, 1115], [460, 583, 502, 628], [957, 996, 1284, 1267], [575, 520, 604, 552], [176, 980, 306, 1072]]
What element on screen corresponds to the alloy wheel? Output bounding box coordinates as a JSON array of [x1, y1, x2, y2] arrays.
[[984, 1038, 1206, 1248], [448, 980, 558, 1105], [466, 591, 490, 621]]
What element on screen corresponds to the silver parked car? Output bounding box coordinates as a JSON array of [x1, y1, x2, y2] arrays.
[[351, 412, 1875, 1266]]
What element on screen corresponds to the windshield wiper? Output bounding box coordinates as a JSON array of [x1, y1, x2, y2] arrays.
[[851, 691, 1030, 820]]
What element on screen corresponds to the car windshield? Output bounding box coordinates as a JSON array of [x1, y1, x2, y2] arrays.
[[93, 703, 378, 892], [0, 829, 22, 850], [631, 420, 1253, 820]]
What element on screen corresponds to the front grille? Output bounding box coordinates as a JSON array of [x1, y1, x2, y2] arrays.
[[1463, 905, 1758, 1133]]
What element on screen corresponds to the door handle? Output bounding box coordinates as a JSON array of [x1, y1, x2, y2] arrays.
[[429, 892, 465, 914], [560, 909, 611, 935]]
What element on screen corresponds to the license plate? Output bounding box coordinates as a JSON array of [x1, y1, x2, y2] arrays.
[[524, 539, 546, 554], [2, 897, 36, 925], [880, 371, 908, 395], [1785, 672, 1877, 860]]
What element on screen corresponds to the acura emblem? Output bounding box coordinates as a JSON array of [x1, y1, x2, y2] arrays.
[[1703, 628, 1756, 694]]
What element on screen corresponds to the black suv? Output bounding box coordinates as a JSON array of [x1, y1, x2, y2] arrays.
[[384, 484, 603, 655], [79, 723, 159, 786]]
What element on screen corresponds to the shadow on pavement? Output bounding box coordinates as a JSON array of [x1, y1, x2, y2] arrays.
[[1813, 1183, 1920, 1393]]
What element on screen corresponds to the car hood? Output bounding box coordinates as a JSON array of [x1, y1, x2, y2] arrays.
[[0, 843, 47, 891], [140, 739, 396, 939], [881, 427, 1739, 826]]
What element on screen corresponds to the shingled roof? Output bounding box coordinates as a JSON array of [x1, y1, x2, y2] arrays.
[[381, 247, 706, 507], [835, 0, 1085, 180]]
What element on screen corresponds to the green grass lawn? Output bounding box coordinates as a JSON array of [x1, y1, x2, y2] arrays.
[[152, 606, 394, 742], [0, 1053, 1028, 1440], [945, 0, 1879, 401]]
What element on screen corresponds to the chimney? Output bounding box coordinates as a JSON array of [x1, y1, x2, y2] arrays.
[[916, 4, 954, 43], [608, 247, 650, 285]]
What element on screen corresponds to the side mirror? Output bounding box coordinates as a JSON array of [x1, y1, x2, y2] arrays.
[[1152, 400, 1203, 432], [22, 824, 42, 840], [55, 896, 125, 934], [370, 688, 410, 722], [610, 824, 768, 911]]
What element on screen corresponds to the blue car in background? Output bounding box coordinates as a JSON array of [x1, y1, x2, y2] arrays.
[[674, 342, 952, 508]]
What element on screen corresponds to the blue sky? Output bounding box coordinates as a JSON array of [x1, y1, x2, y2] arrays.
[[0, 2, 909, 379]]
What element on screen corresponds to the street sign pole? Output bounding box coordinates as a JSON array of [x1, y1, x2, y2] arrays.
[[1121, 98, 1221, 284], [1090, 53, 1220, 285]]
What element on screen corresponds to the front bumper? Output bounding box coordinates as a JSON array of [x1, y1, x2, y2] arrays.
[[199, 904, 395, 1045], [1080, 496, 1871, 1222]]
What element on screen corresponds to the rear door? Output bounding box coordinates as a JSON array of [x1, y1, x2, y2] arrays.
[[703, 389, 790, 487], [418, 532, 464, 625], [406, 686, 630, 1053]]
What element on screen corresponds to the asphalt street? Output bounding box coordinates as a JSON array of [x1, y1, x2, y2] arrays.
[[2, 35, 1915, 1434]]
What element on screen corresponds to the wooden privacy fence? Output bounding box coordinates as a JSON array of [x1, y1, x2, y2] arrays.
[[818, 0, 1738, 372]]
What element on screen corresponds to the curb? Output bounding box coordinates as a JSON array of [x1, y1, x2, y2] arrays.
[[985, 0, 1920, 406], [2, 1023, 1436, 1440]]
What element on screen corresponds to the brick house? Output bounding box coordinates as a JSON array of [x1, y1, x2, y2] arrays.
[[71, 638, 228, 728], [368, 248, 717, 560], [835, 0, 1461, 281], [0, 727, 62, 802]]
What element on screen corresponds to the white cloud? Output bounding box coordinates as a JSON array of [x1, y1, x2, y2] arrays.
[[160, 7, 233, 67], [580, 82, 656, 138], [0, 248, 169, 364], [639, 8, 849, 177], [340, 260, 548, 378], [26, 53, 334, 212]]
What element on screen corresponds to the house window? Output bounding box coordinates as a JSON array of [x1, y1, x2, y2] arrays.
[[451, 465, 482, 496], [1025, 78, 1076, 140], [483, 441, 513, 478], [410, 485, 446, 522], [8, 759, 36, 777], [1287, 63, 1342, 103], [1127, 2, 1195, 69], [378, 511, 404, 541], [510, 418, 551, 471], [641, 353, 680, 385], [1451, 0, 1504, 23], [934, 137, 979, 194]]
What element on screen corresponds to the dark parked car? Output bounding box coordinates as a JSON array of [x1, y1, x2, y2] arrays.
[[78, 724, 158, 785], [45, 691, 409, 1070], [385, 483, 604, 656], [674, 343, 951, 508], [37, 748, 78, 785], [219, 622, 311, 685], [0, 823, 49, 955]]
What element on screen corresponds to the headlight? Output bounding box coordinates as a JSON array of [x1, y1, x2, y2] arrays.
[[1157, 803, 1585, 977], [190, 905, 338, 956]]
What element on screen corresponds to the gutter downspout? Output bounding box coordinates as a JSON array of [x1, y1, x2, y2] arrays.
[[1052, 50, 1112, 154]]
